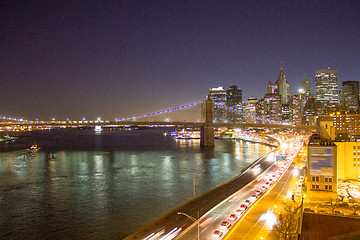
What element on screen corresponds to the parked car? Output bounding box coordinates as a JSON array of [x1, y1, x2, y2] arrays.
[[304, 208, 314, 213]]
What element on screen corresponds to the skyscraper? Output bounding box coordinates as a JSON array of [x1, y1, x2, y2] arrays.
[[226, 85, 243, 122], [301, 73, 311, 96], [274, 68, 290, 105], [207, 87, 227, 123], [315, 68, 339, 108], [342, 81, 359, 114], [244, 97, 258, 123]]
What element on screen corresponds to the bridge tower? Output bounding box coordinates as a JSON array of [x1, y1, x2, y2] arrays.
[[200, 99, 214, 147]]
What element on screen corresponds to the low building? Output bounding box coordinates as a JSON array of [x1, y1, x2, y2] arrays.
[[306, 134, 337, 200]]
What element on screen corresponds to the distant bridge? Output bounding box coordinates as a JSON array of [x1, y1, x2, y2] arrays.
[[1, 100, 316, 146]]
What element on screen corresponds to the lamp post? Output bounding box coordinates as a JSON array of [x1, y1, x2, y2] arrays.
[[193, 169, 205, 199], [177, 212, 199, 240]]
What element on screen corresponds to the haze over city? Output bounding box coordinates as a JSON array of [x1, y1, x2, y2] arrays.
[[1, 0, 359, 120]]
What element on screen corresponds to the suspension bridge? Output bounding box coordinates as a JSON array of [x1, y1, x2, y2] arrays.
[[0, 100, 316, 146]]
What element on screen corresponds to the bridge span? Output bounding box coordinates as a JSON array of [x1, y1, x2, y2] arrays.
[[1, 100, 316, 146]]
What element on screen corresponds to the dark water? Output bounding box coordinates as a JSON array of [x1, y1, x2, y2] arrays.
[[0, 129, 273, 239]]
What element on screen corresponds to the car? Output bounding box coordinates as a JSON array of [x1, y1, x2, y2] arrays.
[[256, 190, 262, 196], [265, 181, 271, 186], [228, 214, 237, 221], [220, 221, 231, 230], [272, 174, 277, 178], [304, 208, 314, 213], [244, 200, 252, 206], [261, 185, 267, 191], [235, 209, 244, 215], [239, 204, 247, 211], [212, 230, 223, 238], [316, 209, 327, 214], [268, 178, 273, 183], [334, 210, 344, 215], [250, 194, 257, 201]]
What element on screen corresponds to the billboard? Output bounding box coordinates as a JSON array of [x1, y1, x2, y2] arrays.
[[309, 146, 335, 176]]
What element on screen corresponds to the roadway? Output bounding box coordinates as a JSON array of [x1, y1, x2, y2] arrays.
[[125, 148, 280, 240], [176, 141, 303, 240]]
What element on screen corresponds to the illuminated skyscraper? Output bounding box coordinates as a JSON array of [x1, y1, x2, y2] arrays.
[[315, 68, 339, 108], [342, 81, 359, 114], [207, 87, 227, 123], [207, 85, 243, 123], [244, 97, 258, 123], [301, 74, 311, 97], [263, 93, 282, 122], [274, 68, 290, 105]]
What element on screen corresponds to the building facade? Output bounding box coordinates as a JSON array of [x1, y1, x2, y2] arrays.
[[226, 85, 243, 123], [315, 68, 339, 112], [306, 135, 338, 199], [243, 97, 258, 123], [274, 68, 290, 105], [342, 81, 359, 114], [207, 87, 227, 123]]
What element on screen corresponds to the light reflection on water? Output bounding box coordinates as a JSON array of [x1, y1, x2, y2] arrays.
[[0, 129, 274, 239]]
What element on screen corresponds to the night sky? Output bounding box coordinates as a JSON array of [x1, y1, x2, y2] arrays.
[[1, 1, 359, 121]]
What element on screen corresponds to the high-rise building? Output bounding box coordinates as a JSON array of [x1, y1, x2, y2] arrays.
[[342, 81, 359, 114], [315, 68, 339, 109], [263, 93, 282, 122], [244, 97, 258, 123], [302, 97, 322, 125], [274, 68, 290, 105], [292, 93, 306, 125], [226, 85, 243, 123], [207, 87, 227, 123], [302, 73, 311, 95]]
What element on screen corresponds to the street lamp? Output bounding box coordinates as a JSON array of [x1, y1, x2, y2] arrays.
[[177, 212, 199, 240], [193, 169, 205, 198]]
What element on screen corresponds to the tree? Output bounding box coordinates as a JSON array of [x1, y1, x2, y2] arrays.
[[325, 200, 337, 214], [348, 203, 360, 216], [272, 201, 302, 240]]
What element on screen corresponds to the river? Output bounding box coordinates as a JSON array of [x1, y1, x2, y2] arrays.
[[0, 128, 274, 239]]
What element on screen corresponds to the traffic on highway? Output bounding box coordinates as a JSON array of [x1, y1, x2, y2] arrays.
[[141, 137, 304, 240]]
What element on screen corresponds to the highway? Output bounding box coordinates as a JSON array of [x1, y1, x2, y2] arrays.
[[176, 140, 303, 240], [125, 147, 280, 239], [125, 137, 304, 240]]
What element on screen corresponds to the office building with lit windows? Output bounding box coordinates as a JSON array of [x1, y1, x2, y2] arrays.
[[342, 81, 359, 114], [318, 113, 360, 140], [207, 87, 227, 123], [243, 97, 258, 123], [226, 85, 243, 123], [315, 68, 339, 111]]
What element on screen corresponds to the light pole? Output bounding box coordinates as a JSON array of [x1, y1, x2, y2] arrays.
[[177, 212, 199, 240], [193, 169, 204, 198]]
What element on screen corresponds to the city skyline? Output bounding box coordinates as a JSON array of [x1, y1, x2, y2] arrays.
[[1, 1, 359, 120]]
